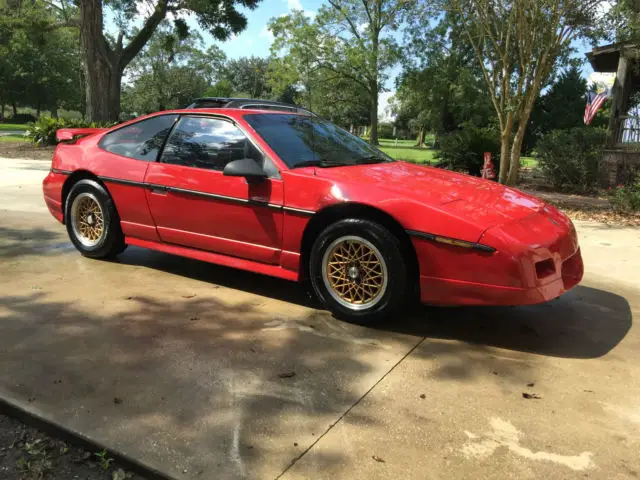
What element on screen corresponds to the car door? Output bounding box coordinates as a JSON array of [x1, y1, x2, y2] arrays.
[[94, 114, 178, 242], [144, 115, 284, 265]]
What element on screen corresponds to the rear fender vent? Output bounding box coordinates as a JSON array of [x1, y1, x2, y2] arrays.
[[535, 259, 556, 279]]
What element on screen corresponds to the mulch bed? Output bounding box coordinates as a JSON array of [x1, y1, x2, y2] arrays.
[[522, 188, 640, 227], [0, 142, 54, 161], [0, 414, 145, 480]]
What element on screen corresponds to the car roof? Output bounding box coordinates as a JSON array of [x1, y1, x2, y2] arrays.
[[113, 107, 315, 134], [149, 108, 307, 119], [185, 97, 315, 116]]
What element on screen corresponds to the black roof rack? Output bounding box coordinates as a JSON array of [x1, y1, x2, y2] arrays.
[[186, 97, 315, 115]]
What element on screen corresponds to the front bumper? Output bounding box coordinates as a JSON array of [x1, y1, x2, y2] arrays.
[[414, 206, 583, 306], [418, 248, 583, 306]]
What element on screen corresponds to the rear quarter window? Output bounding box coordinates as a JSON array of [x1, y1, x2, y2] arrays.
[[99, 115, 177, 161]]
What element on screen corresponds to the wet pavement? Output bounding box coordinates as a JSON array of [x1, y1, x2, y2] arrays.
[[0, 156, 639, 479]]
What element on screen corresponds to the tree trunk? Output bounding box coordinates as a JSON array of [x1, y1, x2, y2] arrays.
[[79, 0, 121, 122], [416, 127, 425, 147], [49, 97, 58, 119], [369, 86, 379, 146], [36, 104, 41, 118], [498, 114, 514, 184], [0, 102, 4, 121], [507, 106, 536, 186], [437, 96, 448, 142], [369, 29, 380, 146], [12, 103, 17, 117], [433, 130, 444, 149], [109, 70, 122, 120], [507, 130, 524, 186], [498, 136, 510, 184]]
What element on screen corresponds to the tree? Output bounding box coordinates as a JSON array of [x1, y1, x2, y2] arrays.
[[269, 1, 415, 145], [523, 65, 588, 153], [448, 0, 605, 185], [266, 55, 369, 126], [607, 0, 640, 42], [73, 0, 260, 122], [204, 79, 234, 98], [121, 27, 225, 114], [267, 13, 326, 107], [396, 11, 493, 147], [0, 1, 81, 118], [220, 56, 272, 98]]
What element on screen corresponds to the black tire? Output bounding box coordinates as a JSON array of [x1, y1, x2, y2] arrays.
[[65, 179, 126, 259], [309, 218, 408, 323]]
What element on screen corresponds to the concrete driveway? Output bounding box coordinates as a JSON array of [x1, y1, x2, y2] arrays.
[[0, 156, 638, 479]]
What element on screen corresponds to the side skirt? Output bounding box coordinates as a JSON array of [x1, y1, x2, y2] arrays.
[[125, 237, 300, 282]]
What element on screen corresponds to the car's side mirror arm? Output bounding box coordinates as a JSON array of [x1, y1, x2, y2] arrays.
[[223, 158, 267, 184]]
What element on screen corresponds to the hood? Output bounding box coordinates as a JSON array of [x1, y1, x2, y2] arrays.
[[314, 161, 545, 230]]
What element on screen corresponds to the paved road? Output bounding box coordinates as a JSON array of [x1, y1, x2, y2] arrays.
[[0, 130, 25, 137], [0, 156, 639, 479]]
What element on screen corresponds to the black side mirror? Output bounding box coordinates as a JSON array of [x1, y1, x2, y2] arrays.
[[223, 158, 267, 184]]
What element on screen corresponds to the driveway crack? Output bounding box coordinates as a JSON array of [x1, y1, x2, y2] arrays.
[[274, 335, 427, 479]]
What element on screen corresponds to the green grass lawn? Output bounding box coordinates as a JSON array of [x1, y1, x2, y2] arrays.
[[376, 137, 539, 169], [0, 123, 28, 132], [0, 134, 28, 143], [521, 156, 538, 168], [377, 138, 439, 164]]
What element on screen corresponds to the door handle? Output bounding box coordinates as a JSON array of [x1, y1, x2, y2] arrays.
[[149, 185, 168, 195]]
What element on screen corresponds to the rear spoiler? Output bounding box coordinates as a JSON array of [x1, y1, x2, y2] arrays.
[[56, 128, 109, 143]]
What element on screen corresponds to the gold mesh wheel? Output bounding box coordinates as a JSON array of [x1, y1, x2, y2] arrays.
[[70, 192, 105, 247], [321, 236, 388, 311]]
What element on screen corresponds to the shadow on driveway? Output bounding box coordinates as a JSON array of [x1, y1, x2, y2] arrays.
[[0, 290, 385, 478], [0, 243, 633, 477], [115, 246, 632, 361], [0, 225, 72, 259], [386, 285, 632, 360]]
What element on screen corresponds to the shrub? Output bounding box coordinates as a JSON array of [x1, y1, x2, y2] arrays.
[[608, 181, 640, 213], [25, 117, 116, 146], [378, 123, 395, 139], [435, 126, 500, 176], [9, 113, 37, 124], [535, 127, 607, 192]]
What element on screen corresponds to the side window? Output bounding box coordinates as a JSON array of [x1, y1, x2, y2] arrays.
[[160, 116, 262, 171], [99, 115, 177, 161]]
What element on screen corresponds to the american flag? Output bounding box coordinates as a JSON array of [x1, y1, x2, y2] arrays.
[[584, 89, 610, 125]]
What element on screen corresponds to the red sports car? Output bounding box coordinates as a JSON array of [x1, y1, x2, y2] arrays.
[[42, 99, 583, 322]]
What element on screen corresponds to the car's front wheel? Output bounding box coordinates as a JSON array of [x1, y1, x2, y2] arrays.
[[65, 179, 126, 258], [309, 218, 408, 323]]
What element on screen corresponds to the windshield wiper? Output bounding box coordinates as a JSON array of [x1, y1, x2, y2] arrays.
[[355, 155, 390, 165], [291, 159, 346, 169]]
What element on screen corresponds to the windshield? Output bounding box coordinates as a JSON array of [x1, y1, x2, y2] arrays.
[[243, 113, 394, 169]]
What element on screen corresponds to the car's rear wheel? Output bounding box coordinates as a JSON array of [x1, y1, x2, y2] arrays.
[[65, 179, 126, 258], [309, 218, 408, 323]]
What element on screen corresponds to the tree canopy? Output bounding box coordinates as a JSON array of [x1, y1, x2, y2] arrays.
[[268, 0, 416, 144], [0, 1, 81, 118], [121, 26, 226, 114], [0, 0, 625, 188], [76, 0, 261, 121], [396, 10, 493, 147], [447, 0, 607, 184]]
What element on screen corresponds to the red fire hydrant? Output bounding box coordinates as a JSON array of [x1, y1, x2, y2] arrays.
[[481, 152, 496, 180]]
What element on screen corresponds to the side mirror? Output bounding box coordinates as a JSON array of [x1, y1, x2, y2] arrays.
[[223, 158, 267, 184]]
